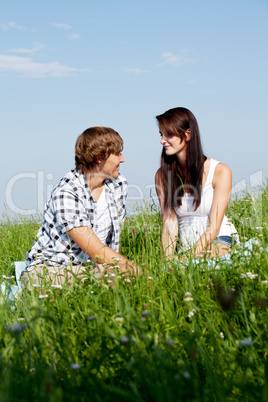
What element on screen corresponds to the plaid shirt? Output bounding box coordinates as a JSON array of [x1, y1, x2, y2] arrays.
[[26, 170, 128, 268]]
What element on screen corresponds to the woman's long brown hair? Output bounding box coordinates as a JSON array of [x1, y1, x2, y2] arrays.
[[156, 107, 206, 211]]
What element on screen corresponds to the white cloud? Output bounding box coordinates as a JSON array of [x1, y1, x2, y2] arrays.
[[53, 23, 72, 30], [0, 21, 31, 31], [161, 51, 198, 66], [0, 55, 81, 78], [68, 33, 80, 40], [8, 43, 43, 55], [124, 67, 145, 75]]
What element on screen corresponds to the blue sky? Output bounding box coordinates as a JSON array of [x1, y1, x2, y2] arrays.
[[1, 0, 268, 218]]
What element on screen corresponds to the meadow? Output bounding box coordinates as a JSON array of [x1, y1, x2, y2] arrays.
[[0, 186, 267, 401]]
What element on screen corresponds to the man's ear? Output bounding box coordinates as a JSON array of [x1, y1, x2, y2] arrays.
[[185, 129, 192, 142]]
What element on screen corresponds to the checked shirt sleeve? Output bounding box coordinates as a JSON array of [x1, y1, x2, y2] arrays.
[[115, 174, 128, 226], [51, 188, 93, 234]]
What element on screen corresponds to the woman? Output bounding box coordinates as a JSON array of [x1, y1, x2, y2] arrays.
[[25, 126, 139, 286], [155, 107, 238, 259]]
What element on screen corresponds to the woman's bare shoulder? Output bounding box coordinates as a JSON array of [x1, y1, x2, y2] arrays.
[[213, 162, 232, 187], [215, 162, 232, 176]]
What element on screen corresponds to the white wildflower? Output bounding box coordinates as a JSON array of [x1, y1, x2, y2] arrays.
[[115, 317, 124, 322], [241, 272, 258, 279], [184, 297, 194, 302], [184, 292, 192, 297], [147, 276, 154, 280], [17, 318, 25, 321], [39, 294, 48, 299], [246, 272, 258, 279], [249, 274, 258, 279], [51, 284, 62, 289], [188, 309, 196, 318], [220, 332, 224, 339], [256, 227, 263, 230], [262, 280, 268, 285]]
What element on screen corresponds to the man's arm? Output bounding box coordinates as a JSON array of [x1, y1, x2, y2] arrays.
[[67, 226, 140, 276]]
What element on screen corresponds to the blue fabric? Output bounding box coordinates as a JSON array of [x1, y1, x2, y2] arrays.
[[14, 261, 27, 290], [176, 239, 258, 270], [212, 235, 237, 248], [0, 261, 27, 308]]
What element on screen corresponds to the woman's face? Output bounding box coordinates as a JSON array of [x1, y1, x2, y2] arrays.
[[160, 131, 188, 158]]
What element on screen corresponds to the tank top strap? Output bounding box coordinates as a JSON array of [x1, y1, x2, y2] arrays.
[[206, 159, 220, 185]]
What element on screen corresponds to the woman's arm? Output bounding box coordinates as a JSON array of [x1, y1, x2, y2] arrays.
[[190, 163, 232, 257], [67, 226, 140, 276], [155, 169, 178, 257]]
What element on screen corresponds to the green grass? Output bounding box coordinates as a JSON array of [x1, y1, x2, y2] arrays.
[[0, 187, 267, 401]]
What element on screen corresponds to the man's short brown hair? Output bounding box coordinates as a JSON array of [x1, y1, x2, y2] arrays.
[[75, 126, 123, 172]]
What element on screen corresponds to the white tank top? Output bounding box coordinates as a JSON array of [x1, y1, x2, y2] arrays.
[[175, 159, 238, 250], [95, 189, 112, 244]]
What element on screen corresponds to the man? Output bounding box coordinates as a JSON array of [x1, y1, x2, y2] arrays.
[[25, 126, 139, 286]]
